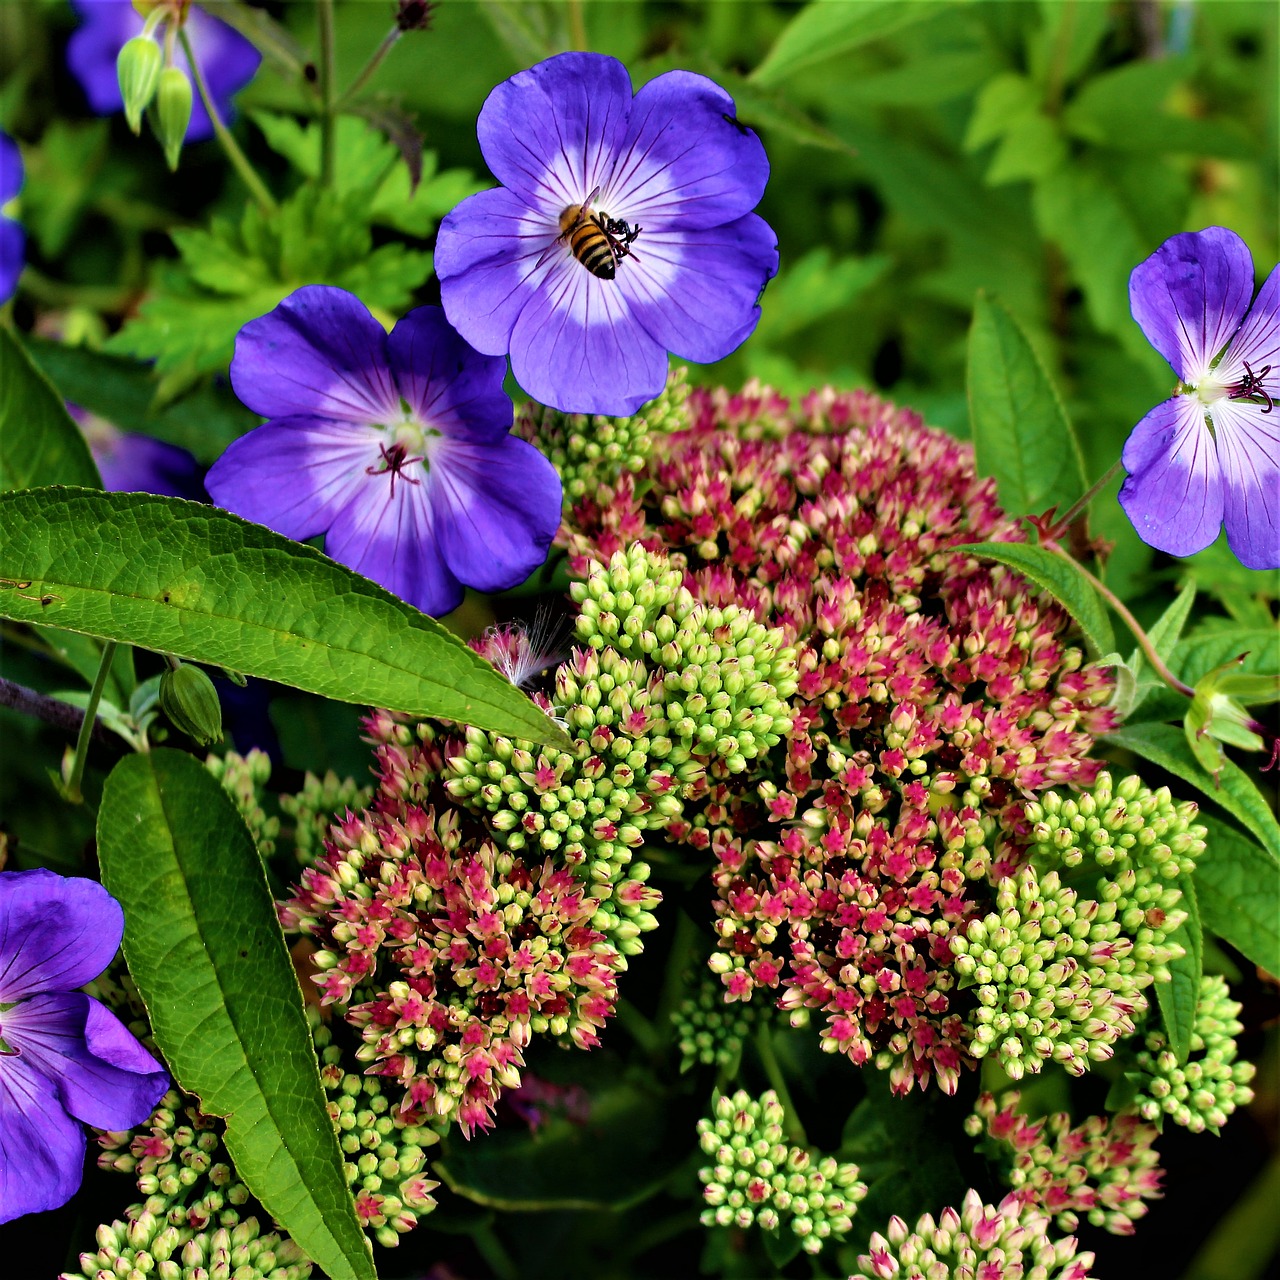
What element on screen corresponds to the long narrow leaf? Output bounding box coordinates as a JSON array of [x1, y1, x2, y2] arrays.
[[98, 750, 375, 1280]]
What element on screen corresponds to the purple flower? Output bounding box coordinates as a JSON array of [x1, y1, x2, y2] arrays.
[[205, 286, 562, 616], [0, 130, 23, 303], [1122, 227, 1279, 569], [71, 406, 207, 500], [0, 869, 168, 1223], [436, 52, 778, 416], [67, 0, 261, 143]]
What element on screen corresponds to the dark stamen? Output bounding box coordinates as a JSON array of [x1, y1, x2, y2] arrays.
[[366, 442, 424, 497], [1230, 360, 1274, 413]]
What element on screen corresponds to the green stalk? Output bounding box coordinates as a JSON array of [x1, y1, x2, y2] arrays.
[[65, 641, 117, 804], [756, 1023, 806, 1146], [179, 30, 276, 213], [338, 26, 403, 106], [316, 0, 338, 187]]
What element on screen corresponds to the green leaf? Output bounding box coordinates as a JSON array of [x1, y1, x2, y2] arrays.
[[1159, 876, 1201, 1062], [1194, 815, 1280, 975], [1129, 582, 1196, 714], [964, 73, 1037, 151], [107, 187, 434, 386], [753, 248, 892, 343], [0, 327, 101, 493], [752, 0, 956, 86], [966, 293, 1086, 519], [954, 542, 1114, 657], [436, 1052, 683, 1210], [17, 119, 110, 258], [1103, 721, 1280, 863], [21, 336, 256, 463], [985, 112, 1066, 185], [0, 488, 568, 745], [97, 750, 375, 1280]]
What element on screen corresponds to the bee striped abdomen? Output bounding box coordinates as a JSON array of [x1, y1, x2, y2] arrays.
[[560, 203, 617, 280]]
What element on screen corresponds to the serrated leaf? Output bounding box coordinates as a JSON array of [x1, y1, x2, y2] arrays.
[[752, 0, 956, 86], [966, 293, 1086, 519], [1194, 815, 1280, 975], [97, 750, 375, 1280], [985, 112, 1066, 185], [1159, 876, 1201, 1062], [0, 488, 568, 745], [954, 542, 1114, 657], [964, 72, 1037, 151], [1103, 722, 1280, 863], [0, 327, 101, 493]]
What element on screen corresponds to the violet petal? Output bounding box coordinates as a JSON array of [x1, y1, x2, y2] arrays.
[[206, 416, 379, 542], [615, 213, 778, 364], [0, 1054, 85, 1224], [431, 435, 562, 593], [0, 870, 122, 1001], [1129, 227, 1255, 383], [230, 286, 399, 423], [1119, 395, 1224, 558], [1, 993, 167, 1132], [1210, 397, 1280, 569], [386, 306, 513, 442]]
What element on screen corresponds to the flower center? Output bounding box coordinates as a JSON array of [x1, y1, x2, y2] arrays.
[[1193, 360, 1275, 414], [556, 187, 642, 281], [366, 399, 440, 497]]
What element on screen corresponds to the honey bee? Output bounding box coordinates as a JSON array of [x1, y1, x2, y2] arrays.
[[555, 186, 641, 280]]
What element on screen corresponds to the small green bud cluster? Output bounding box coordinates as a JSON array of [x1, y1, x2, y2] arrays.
[[314, 1021, 440, 1247], [206, 749, 279, 860], [1129, 974, 1256, 1133], [696, 1089, 866, 1255], [1026, 773, 1203, 984], [96, 1090, 250, 1233], [61, 1206, 310, 1280], [571, 543, 797, 783], [518, 365, 689, 502], [849, 1190, 1094, 1279], [280, 768, 373, 867], [114, 8, 193, 169], [673, 967, 762, 1072], [952, 865, 1149, 1079]]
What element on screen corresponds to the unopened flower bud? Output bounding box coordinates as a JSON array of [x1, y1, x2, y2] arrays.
[[155, 65, 193, 171], [117, 35, 162, 133], [160, 662, 223, 746]]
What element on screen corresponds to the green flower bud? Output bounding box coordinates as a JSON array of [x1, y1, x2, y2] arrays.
[[159, 663, 223, 746], [117, 35, 163, 134], [155, 66, 193, 171]]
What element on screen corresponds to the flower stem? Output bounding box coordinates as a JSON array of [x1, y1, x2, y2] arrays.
[[1050, 457, 1123, 538], [179, 30, 276, 213], [614, 996, 661, 1056], [1049, 544, 1196, 697], [338, 26, 403, 106], [755, 1023, 807, 1146], [316, 0, 338, 188], [566, 0, 587, 51], [65, 641, 117, 804]]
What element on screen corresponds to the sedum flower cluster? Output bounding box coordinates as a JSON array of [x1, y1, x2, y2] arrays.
[[966, 1091, 1163, 1235], [555, 381, 1119, 1094], [1127, 974, 1256, 1133], [849, 1190, 1095, 1279], [696, 1089, 866, 1255], [674, 965, 764, 1072]]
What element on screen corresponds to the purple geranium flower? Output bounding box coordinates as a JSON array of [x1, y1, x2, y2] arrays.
[[71, 406, 207, 500], [0, 130, 23, 303], [67, 0, 261, 143], [436, 52, 778, 416], [0, 868, 168, 1223], [1122, 226, 1279, 569], [205, 286, 562, 616]]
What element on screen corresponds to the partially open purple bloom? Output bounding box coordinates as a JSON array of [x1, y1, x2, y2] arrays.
[[0, 130, 23, 303], [1122, 227, 1279, 569], [436, 52, 778, 416], [0, 869, 168, 1223], [67, 0, 261, 143], [206, 287, 562, 616], [71, 406, 206, 500]]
